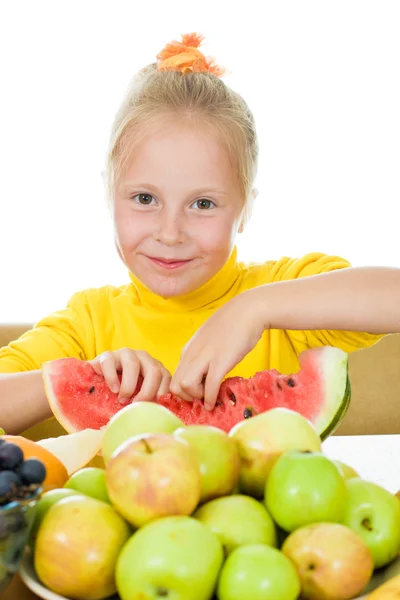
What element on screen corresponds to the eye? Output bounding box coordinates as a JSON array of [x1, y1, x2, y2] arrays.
[[192, 198, 215, 210], [133, 193, 156, 205]]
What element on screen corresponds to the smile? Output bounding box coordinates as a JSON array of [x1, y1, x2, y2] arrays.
[[146, 256, 193, 270]]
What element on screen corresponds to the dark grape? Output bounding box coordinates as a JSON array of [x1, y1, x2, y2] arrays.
[[0, 470, 22, 497], [18, 458, 46, 485], [0, 442, 24, 470]]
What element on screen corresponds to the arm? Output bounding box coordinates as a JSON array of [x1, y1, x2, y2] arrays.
[[0, 292, 92, 434], [0, 371, 51, 434], [171, 265, 400, 409], [253, 266, 400, 334]]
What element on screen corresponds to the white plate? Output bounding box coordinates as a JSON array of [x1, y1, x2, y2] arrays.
[[19, 549, 119, 600]]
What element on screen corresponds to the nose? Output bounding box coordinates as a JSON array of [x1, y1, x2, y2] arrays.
[[153, 209, 185, 246]]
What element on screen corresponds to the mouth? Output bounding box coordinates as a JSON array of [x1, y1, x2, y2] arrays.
[[146, 256, 193, 270]]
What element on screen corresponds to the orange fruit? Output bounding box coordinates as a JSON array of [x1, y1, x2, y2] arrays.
[[2, 435, 69, 491]]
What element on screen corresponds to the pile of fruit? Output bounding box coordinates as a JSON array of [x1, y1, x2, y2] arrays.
[[9, 402, 400, 600]]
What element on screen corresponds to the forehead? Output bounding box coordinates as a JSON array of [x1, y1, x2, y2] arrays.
[[120, 118, 239, 187]]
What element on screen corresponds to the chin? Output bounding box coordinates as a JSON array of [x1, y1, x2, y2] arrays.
[[136, 269, 206, 298]]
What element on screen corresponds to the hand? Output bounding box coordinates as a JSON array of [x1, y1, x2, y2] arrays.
[[170, 290, 267, 411], [90, 348, 171, 404]]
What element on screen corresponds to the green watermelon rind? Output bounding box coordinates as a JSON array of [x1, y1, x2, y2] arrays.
[[305, 347, 351, 440], [319, 373, 351, 440]]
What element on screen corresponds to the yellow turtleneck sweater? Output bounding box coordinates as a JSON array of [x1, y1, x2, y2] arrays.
[[0, 249, 382, 380]]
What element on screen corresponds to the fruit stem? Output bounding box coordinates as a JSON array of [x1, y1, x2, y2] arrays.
[[142, 438, 153, 454], [362, 517, 373, 531]]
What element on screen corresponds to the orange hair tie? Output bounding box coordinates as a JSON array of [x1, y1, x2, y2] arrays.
[[156, 33, 226, 77]]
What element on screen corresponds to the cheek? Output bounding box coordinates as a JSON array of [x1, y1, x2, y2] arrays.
[[193, 214, 238, 252], [113, 205, 146, 247]]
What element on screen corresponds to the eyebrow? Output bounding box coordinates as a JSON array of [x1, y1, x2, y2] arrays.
[[119, 182, 230, 196]]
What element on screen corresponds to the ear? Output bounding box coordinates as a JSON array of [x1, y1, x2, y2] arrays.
[[238, 187, 258, 233]]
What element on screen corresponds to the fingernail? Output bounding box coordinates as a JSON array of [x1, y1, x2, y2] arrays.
[[117, 395, 128, 405], [111, 384, 119, 394]]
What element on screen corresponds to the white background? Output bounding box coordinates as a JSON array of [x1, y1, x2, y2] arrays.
[[0, 0, 399, 322]]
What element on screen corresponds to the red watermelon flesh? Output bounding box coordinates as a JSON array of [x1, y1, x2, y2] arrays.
[[42, 346, 350, 440]]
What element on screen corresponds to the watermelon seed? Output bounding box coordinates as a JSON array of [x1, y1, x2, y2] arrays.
[[276, 381, 282, 390], [228, 390, 236, 405], [215, 399, 223, 407], [243, 408, 253, 419], [287, 378, 295, 387], [89, 386, 95, 394]]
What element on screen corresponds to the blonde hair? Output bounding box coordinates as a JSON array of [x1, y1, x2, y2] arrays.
[[106, 63, 259, 223]]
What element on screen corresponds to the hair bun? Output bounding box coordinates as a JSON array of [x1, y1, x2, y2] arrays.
[[156, 32, 225, 77]]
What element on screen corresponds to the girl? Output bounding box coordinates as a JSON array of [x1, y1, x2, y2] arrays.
[[0, 33, 398, 435]]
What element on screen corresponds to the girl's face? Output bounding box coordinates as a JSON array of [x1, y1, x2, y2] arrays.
[[113, 119, 244, 298]]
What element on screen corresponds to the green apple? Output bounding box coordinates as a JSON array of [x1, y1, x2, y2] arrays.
[[265, 450, 347, 531], [116, 516, 223, 600], [106, 433, 201, 528], [173, 425, 240, 502], [29, 488, 83, 548], [342, 479, 400, 568], [35, 495, 131, 599], [102, 401, 183, 464], [194, 494, 276, 555], [334, 460, 359, 480], [65, 467, 110, 503], [282, 523, 374, 600], [217, 544, 300, 600], [229, 407, 321, 498]]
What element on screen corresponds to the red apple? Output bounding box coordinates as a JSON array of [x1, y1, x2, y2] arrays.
[[282, 522, 374, 600], [106, 433, 201, 528]]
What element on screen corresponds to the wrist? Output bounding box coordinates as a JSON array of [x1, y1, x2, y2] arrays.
[[246, 285, 277, 331]]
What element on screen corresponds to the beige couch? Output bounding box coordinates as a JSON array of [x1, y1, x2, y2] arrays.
[[1, 324, 399, 438]]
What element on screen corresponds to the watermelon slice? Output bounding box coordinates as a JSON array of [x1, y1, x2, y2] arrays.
[[42, 346, 350, 440]]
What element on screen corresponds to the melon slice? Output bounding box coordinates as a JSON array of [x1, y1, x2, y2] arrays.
[[37, 429, 105, 475], [42, 346, 350, 440]]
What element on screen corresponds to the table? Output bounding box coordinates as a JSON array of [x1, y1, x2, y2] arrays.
[[2, 435, 399, 600]]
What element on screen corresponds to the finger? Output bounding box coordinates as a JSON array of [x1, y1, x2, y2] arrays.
[[96, 352, 121, 394], [170, 366, 205, 402], [89, 359, 103, 376], [118, 349, 141, 402], [156, 367, 172, 397], [169, 377, 194, 402], [203, 367, 223, 411], [134, 358, 163, 402]]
